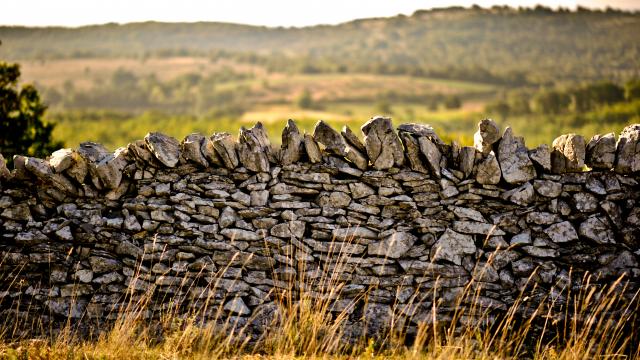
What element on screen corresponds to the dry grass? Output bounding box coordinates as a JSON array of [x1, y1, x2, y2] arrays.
[[0, 232, 638, 360]]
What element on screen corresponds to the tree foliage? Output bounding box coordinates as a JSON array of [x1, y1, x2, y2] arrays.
[[0, 61, 62, 163]]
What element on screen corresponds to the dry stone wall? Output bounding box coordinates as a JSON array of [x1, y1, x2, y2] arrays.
[[0, 118, 639, 340]]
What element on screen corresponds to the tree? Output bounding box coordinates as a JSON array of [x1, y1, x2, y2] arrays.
[[0, 61, 62, 164], [295, 88, 314, 109], [444, 95, 462, 109]]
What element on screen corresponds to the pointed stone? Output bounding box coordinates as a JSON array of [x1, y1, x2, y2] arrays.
[[145, 132, 181, 168], [181, 133, 209, 167], [299, 134, 320, 164], [586, 133, 616, 170], [280, 119, 303, 166], [458, 146, 476, 178], [127, 139, 155, 164], [95, 148, 128, 189], [361, 116, 404, 170], [418, 137, 441, 178], [614, 124, 640, 174], [200, 136, 223, 167], [399, 132, 429, 173], [78, 142, 110, 163], [238, 123, 272, 172], [211, 132, 239, 169], [529, 144, 551, 172], [475, 152, 501, 185], [12, 155, 31, 180], [25, 156, 78, 195], [313, 120, 348, 157], [397, 123, 445, 145], [474, 119, 501, 154], [341, 125, 366, 153], [224, 297, 250, 315], [497, 127, 536, 184], [551, 134, 585, 173]]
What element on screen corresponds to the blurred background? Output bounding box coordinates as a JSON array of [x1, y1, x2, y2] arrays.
[[1, 0, 639, 151]]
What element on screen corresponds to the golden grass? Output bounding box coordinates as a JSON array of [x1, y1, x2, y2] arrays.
[[1, 230, 638, 360]]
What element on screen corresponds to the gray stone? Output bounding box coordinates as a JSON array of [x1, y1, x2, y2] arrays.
[[250, 190, 269, 206], [238, 123, 272, 172], [398, 132, 429, 174], [551, 134, 586, 173], [510, 231, 532, 246], [473, 119, 501, 154], [0, 153, 10, 180], [431, 229, 476, 266], [221, 228, 264, 241], [332, 227, 378, 241], [361, 116, 404, 170], [533, 180, 562, 198], [544, 221, 578, 243], [89, 256, 122, 273], [497, 127, 536, 184], [55, 226, 73, 241], [219, 207, 239, 228], [579, 216, 614, 244], [349, 183, 375, 199], [368, 232, 416, 259], [181, 133, 209, 167], [614, 124, 640, 174], [586, 133, 616, 169], [418, 137, 442, 178], [201, 136, 223, 166], [573, 192, 598, 213], [475, 152, 501, 185], [77, 142, 109, 163], [318, 191, 351, 208], [145, 132, 181, 168], [1, 203, 31, 221], [280, 119, 303, 165], [502, 182, 534, 206], [313, 120, 348, 157], [211, 132, 239, 169], [341, 125, 366, 153], [95, 148, 128, 189], [452, 221, 505, 236], [303, 134, 322, 163], [529, 144, 552, 172], [49, 148, 75, 173], [224, 297, 250, 315]]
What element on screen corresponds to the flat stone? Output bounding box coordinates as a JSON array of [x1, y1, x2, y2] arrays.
[[368, 232, 416, 258], [614, 124, 640, 174], [361, 116, 404, 170], [551, 134, 586, 173], [89, 256, 122, 273], [544, 221, 578, 243], [1, 203, 31, 221], [431, 229, 476, 265], [452, 221, 505, 236], [211, 132, 239, 169], [502, 182, 534, 206], [224, 297, 250, 315], [349, 182, 375, 199], [332, 227, 378, 241], [280, 119, 303, 165], [49, 148, 75, 173], [533, 180, 562, 198], [221, 228, 264, 241], [473, 119, 501, 154], [145, 132, 180, 167], [586, 133, 616, 169], [219, 207, 239, 228], [250, 190, 269, 206], [572, 192, 598, 213], [475, 152, 501, 185], [94, 148, 128, 189], [181, 133, 209, 167], [579, 216, 615, 244], [497, 127, 536, 184]]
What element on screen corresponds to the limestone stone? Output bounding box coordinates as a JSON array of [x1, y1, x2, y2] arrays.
[[398, 132, 429, 174], [221, 228, 264, 241], [473, 119, 501, 154], [49, 148, 75, 173], [77, 142, 109, 163], [418, 137, 442, 178], [280, 119, 303, 165], [572, 192, 598, 213], [529, 144, 552, 172], [313, 120, 348, 157], [544, 221, 578, 243], [361, 116, 404, 170], [238, 123, 272, 172], [452, 221, 505, 236], [181, 133, 209, 167], [211, 132, 239, 169], [224, 297, 250, 315], [475, 152, 501, 185], [579, 216, 614, 244], [586, 133, 616, 169], [533, 180, 562, 198], [332, 227, 378, 241], [219, 207, 239, 228], [431, 229, 476, 266], [497, 127, 536, 184], [458, 146, 476, 178], [0, 153, 10, 180], [303, 134, 322, 163], [95, 148, 128, 189], [145, 132, 181, 168], [250, 190, 269, 206], [502, 182, 534, 206], [614, 124, 640, 174], [349, 183, 375, 199], [1, 203, 31, 221], [551, 134, 586, 173], [368, 232, 416, 259], [201, 136, 223, 166], [341, 125, 366, 153]]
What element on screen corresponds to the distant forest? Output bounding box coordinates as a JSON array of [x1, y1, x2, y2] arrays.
[[1, 6, 639, 86]]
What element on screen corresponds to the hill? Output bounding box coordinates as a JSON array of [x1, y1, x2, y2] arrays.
[[1, 6, 640, 85]]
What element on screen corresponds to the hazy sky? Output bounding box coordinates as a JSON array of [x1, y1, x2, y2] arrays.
[[2, 0, 638, 27]]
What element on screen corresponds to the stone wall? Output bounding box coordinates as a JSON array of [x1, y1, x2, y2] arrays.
[[0, 118, 639, 340]]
